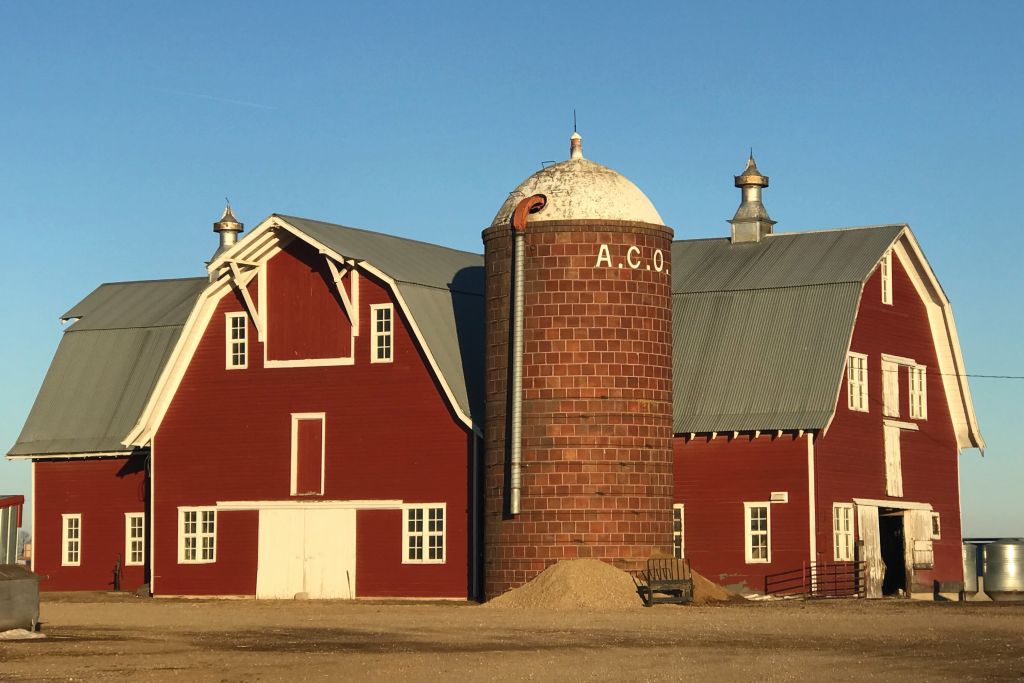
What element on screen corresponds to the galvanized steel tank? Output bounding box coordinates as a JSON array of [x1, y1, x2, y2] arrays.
[[983, 538, 1024, 602], [962, 542, 980, 595]]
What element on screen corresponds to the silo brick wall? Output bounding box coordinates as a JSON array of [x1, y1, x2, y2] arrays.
[[482, 219, 675, 599]]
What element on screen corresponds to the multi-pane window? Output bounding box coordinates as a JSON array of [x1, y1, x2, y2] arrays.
[[403, 505, 444, 563], [847, 353, 868, 412], [672, 504, 685, 559], [370, 304, 393, 363], [744, 503, 770, 564], [832, 504, 854, 561], [226, 312, 247, 369], [909, 364, 928, 420], [881, 249, 893, 305], [125, 513, 145, 566], [62, 514, 81, 566], [180, 508, 216, 563]]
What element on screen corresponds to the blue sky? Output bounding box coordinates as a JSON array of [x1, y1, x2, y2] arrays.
[[0, 2, 1020, 536]]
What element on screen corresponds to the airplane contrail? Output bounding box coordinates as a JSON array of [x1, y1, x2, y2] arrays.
[[149, 86, 276, 110]]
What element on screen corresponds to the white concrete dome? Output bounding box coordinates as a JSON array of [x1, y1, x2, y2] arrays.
[[491, 135, 664, 227]]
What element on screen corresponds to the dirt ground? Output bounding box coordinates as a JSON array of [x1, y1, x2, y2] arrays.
[[2, 593, 1023, 682]]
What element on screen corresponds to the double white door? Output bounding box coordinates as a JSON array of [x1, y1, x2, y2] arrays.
[[256, 508, 356, 599]]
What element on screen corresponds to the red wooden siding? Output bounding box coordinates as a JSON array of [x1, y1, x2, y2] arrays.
[[295, 416, 323, 495], [266, 239, 353, 362], [356, 509, 466, 598], [34, 457, 147, 592], [817, 251, 963, 585], [153, 242, 470, 597], [673, 434, 809, 592]]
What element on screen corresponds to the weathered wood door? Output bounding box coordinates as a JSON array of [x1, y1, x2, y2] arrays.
[[256, 508, 356, 599], [857, 505, 883, 598]]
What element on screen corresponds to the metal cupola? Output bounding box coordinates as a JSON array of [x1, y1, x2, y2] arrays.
[[729, 154, 776, 243]]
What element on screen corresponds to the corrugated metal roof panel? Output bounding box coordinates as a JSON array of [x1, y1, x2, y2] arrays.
[[8, 325, 185, 456], [673, 283, 862, 433], [278, 215, 484, 293], [63, 278, 208, 330], [673, 225, 903, 293]]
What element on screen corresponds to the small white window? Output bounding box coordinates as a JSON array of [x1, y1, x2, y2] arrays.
[[403, 505, 445, 563], [847, 353, 869, 412], [62, 514, 81, 566], [881, 249, 893, 305], [672, 504, 685, 559], [832, 504, 855, 561], [930, 512, 941, 540], [370, 304, 393, 363], [226, 312, 248, 369], [179, 507, 216, 563], [744, 503, 770, 564], [125, 513, 145, 566], [909, 364, 928, 420]]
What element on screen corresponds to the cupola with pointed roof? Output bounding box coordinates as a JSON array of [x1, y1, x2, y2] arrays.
[[729, 154, 776, 243], [212, 202, 244, 259]]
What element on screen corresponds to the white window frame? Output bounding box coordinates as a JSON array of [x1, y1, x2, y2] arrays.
[[124, 512, 145, 566], [672, 503, 685, 559], [909, 364, 928, 420], [290, 413, 326, 496], [178, 507, 217, 564], [881, 249, 893, 305], [370, 303, 394, 364], [930, 512, 941, 540], [225, 312, 248, 369], [402, 504, 445, 564], [744, 502, 771, 564], [847, 352, 869, 412], [832, 503, 855, 561], [61, 513, 81, 567]]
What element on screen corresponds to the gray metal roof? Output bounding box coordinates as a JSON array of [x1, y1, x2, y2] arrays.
[[8, 278, 207, 457], [671, 226, 903, 433], [278, 215, 485, 423]]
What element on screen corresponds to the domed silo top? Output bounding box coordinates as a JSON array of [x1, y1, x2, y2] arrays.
[[491, 133, 664, 227]]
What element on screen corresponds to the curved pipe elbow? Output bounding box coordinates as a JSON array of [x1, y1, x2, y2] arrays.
[[511, 194, 547, 232]]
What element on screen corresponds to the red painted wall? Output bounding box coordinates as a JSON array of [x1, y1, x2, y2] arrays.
[[673, 434, 809, 592], [153, 239, 471, 597], [34, 457, 147, 592], [266, 240, 353, 361], [817, 251, 963, 585]]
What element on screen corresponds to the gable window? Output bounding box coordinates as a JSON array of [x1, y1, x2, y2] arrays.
[[370, 304, 393, 363], [226, 312, 248, 369], [62, 514, 81, 566], [672, 503, 685, 559], [847, 353, 869, 412], [909, 364, 928, 420], [403, 505, 445, 563], [125, 513, 145, 566], [291, 413, 326, 496], [179, 507, 216, 563], [744, 503, 770, 564], [881, 249, 893, 305], [832, 504, 854, 561]]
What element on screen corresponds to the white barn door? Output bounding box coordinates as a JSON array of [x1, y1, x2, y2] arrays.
[[256, 508, 356, 599], [857, 505, 883, 599]]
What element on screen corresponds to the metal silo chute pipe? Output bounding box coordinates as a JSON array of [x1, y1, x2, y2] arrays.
[[509, 194, 547, 515]]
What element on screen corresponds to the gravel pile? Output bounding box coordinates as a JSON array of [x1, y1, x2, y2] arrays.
[[483, 559, 737, 609]]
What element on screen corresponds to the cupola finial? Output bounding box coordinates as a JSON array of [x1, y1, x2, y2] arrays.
[[569, 130, 583, 160]]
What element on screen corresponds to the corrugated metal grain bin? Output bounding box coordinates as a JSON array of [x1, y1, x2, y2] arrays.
[[0, 564, 40, 631], [983, 539, 1024, 602]]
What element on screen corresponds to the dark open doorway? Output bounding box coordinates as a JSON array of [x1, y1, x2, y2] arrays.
[[879, 509, 906, 596]]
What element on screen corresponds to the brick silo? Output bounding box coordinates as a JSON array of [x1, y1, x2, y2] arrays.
[[482, 132, 675, 598]]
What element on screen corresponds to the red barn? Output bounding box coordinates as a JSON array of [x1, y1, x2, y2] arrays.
[[7, 137, 983, 600]]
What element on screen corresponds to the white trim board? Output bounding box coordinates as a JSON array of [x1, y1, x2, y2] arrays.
[[852, 498, 933, 511], [216, 499, 404, 511]]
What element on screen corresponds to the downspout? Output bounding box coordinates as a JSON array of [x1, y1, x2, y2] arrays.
[[509, 194, 547, 515]]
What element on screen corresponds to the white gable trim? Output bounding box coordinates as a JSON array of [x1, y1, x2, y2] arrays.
[[124, 215, 476, 448]]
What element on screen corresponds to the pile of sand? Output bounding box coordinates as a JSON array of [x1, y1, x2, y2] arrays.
[[483, 559, 737, 609]]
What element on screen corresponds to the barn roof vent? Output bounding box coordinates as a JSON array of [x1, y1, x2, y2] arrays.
[[729, 154, 776, 244], [212, 201, 244, 259]]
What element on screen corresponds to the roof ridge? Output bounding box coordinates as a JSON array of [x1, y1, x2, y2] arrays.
[[672, 223, 904, 245], [673, 280, 860, 296], [275, 214, 483, 259]]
